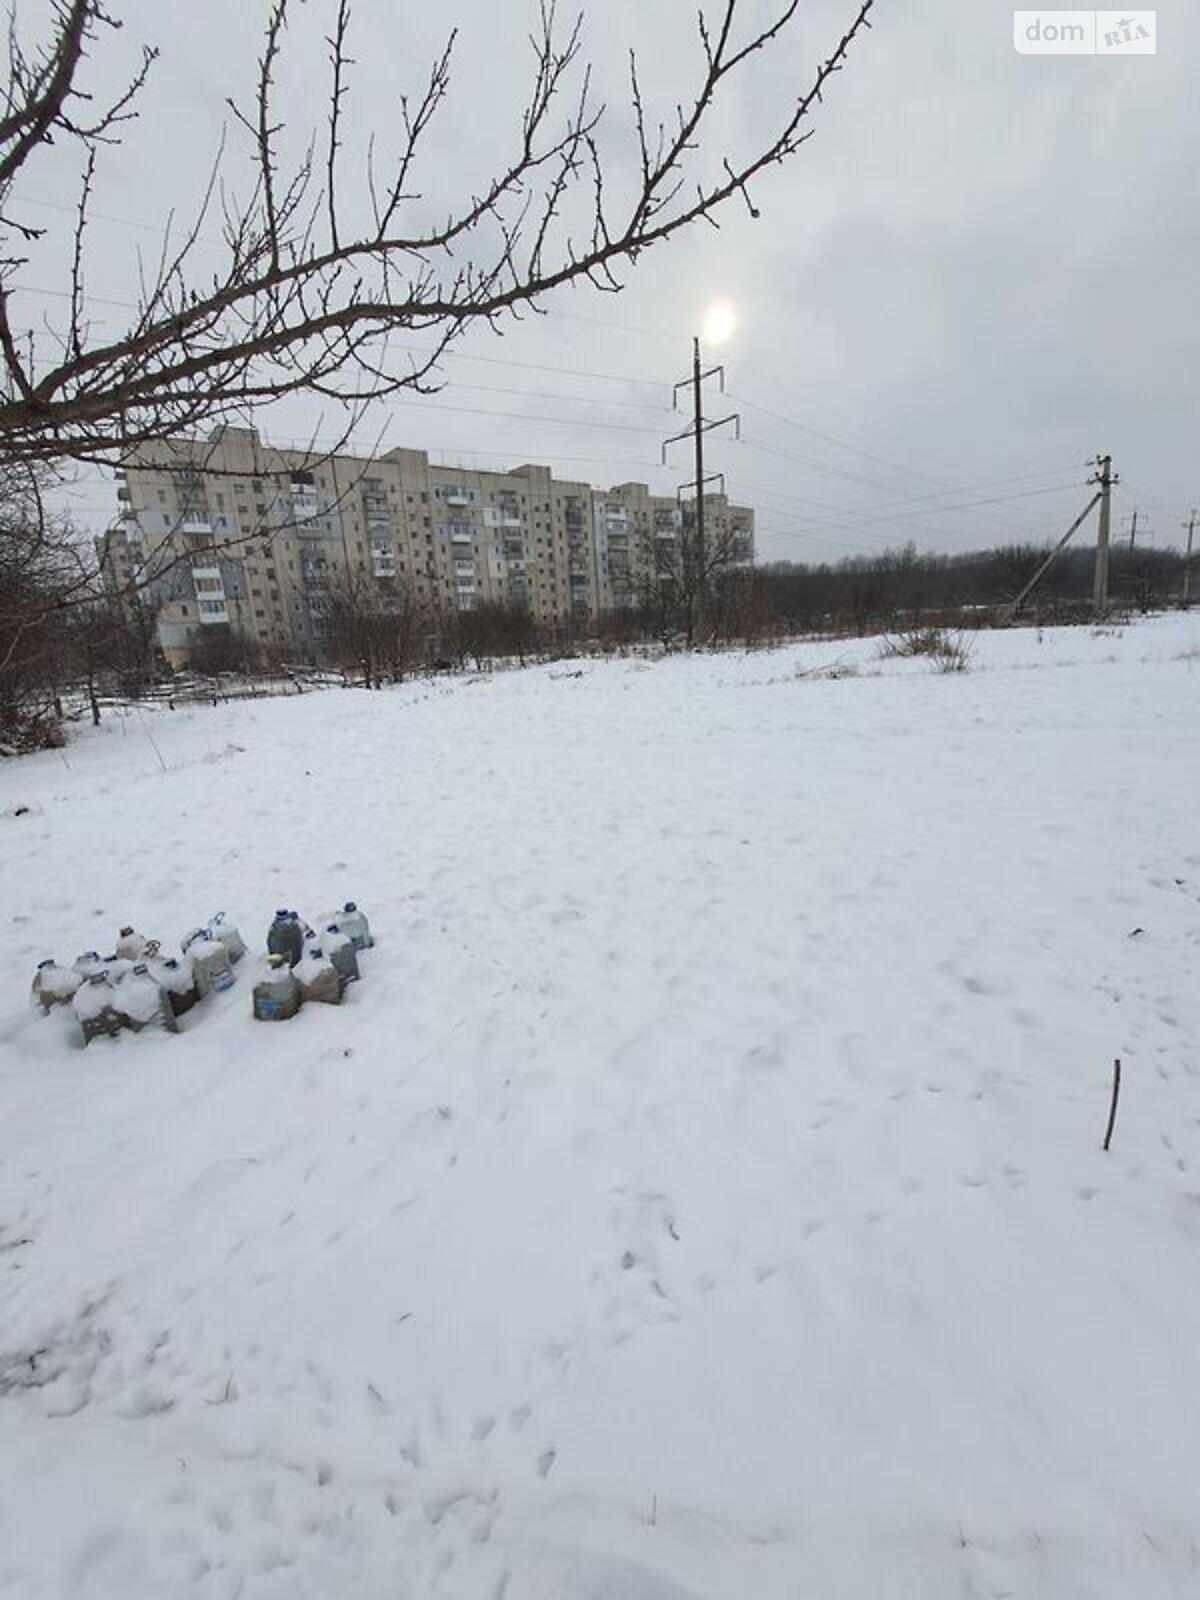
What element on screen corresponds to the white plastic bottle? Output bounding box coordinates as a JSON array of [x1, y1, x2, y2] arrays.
[[207, 913, 247, 964], [321, 925, 360, 988], [31, 959, 82, 1011], [336, 902, 373, 951], [148, 954, 199, 1017], [73, 971, 126, 1045], [183, 930, 235, 997], [295, 945, 342, 1005], [115, 964, 179, 1034], [252, 954, 302, 1020], [115, 926, 148, 961]]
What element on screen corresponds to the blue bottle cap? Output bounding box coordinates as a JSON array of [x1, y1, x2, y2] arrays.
[[344, 901, 357, 912], [275, 908, 289, 918]]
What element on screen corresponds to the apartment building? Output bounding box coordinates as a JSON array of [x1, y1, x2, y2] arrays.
[[106, 426, 752, 666], [594, 481, 756, 612]]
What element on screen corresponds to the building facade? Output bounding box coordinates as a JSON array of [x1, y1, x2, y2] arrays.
[[106, 427, 753, 666]]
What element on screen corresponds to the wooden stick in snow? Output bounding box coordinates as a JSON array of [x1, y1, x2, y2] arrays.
[[1103, 1058, 1122, 1152]]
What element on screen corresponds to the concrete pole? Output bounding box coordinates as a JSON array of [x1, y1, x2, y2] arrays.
[[1092, 454, 1113, 613], [1184, 510, 1196, 609]]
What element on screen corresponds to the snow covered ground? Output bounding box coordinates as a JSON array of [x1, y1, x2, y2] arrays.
[[2, 617, 1199, 1599]]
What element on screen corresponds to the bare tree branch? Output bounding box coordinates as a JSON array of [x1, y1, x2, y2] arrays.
[[0, 0, 875, 469]]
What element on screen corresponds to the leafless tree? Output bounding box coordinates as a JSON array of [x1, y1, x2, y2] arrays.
[[0, 0, 875, 470], [326, 567, 429, 685], [649, 503, 747, 646]]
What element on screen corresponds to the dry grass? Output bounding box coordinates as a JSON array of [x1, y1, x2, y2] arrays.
[[878, 627, 973, 673]]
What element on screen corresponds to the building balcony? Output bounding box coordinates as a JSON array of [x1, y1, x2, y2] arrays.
[[289, 489, 321, 519], [180, 515, 212, 535], [445, 490, 471, 507]]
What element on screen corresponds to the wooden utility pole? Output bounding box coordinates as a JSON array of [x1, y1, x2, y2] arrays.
[[1089, 454, 1117, 613], [1183, 510, 1197, 609], [1126, 507, 1139, 552]]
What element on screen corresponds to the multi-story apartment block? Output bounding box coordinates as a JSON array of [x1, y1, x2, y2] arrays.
[[105, 426, 752, 666], [594, 481, 756, 613]]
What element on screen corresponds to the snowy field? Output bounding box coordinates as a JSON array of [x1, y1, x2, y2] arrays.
[[2, 617, 1199, 1600]]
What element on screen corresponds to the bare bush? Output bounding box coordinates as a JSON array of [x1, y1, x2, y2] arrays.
[[879, 627, 972, 672]]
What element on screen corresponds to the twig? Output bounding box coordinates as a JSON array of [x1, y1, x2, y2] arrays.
[[135, 704, 167, 772], [1103, 1057, 1121, 1151]]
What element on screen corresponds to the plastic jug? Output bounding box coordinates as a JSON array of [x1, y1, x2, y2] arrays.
[[73, 950, 105, 979], [252, 955, 302, 1020], [31, 959, 82, 1011], [115, 926, 148, 961], [295, 946, 342, 1005], [322, 925, 360, 987], [148, 955, 199, 1017], [115, 964, 178, 1033], [208, 913, 246, 964], [183, 930, 235, 997], [335, 902, 373, 950], [73, 971, 126, 1045], [267, 910, 305, 969]]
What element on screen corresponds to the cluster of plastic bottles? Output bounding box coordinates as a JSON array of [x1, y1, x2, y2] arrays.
[[34, 902, 374, 1043], [253, 903, 373, 1021], [32, 914, 249, 1046]]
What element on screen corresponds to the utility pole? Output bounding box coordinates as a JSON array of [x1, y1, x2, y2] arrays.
[[1089, 454, 1118, 613], [691, 339, 706, 594], [1183, 510, 1197, 609], [1010, 492, 1102, 615], [1126, 507, 1138, 552], [663, 341, 740, 630]]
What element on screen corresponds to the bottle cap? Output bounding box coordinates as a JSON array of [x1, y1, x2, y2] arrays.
[[37, 958, 54, 969], [88, 972, 108, 985], [119, 926, 134, 937], [275, 908, 289, 918], [344, 901, 357, 912], [132, 963, 149, 975]]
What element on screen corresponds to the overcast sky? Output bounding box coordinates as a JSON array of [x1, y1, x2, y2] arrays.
[[14, 0, 1198, 564]]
